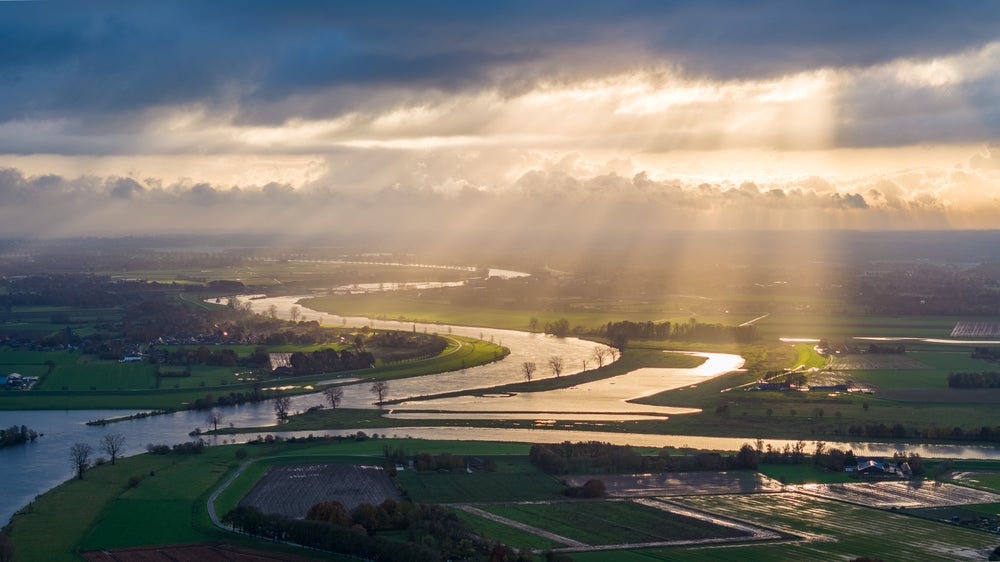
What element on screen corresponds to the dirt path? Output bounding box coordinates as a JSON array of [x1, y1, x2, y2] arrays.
[[451, 504, 586, 547]]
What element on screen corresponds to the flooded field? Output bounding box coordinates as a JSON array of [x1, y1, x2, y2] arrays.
[[389, 352, 744, 419], [673, 493, 999, 561], [564, 471, 783, 497], [790, 480, 1000, 509]]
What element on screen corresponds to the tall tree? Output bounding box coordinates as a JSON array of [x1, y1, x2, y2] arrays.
[[100, 433, 126, 465], [548, 356, 564, 377], [592, 346, 609, 368], [207, 410, 223, 431], [370, 380, 389, 406], [69, 442, 93, 480], [522, 361, 537, 382], [274, 395, 292, 421], [323, 386, 344, 409]]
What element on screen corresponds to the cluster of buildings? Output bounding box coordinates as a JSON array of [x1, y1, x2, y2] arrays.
[[846, 459, 913, 479], [0, 373, 39, 389]]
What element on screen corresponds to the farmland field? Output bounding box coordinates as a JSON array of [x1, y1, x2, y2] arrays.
[[666, 492, 1000, 561], [828, 353, 930, 370], [954, 471, 1000, 493], [563, 471, 783, 497], [791, 480, 1000, 509], [396, 467, 563, 503], [238, 464, 401, 517], [478, 500, 751, 545]]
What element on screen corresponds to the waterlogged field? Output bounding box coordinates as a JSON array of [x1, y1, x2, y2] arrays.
[[667, 492, 1000, 561], [791, 480, 1000, 509], [563, 471, 783, 497]]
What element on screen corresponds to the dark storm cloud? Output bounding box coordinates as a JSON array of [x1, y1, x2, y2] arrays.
[[2, 0, 997, 126]]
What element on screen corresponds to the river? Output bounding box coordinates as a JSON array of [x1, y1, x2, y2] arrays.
[[4, 292, 1000, 526]]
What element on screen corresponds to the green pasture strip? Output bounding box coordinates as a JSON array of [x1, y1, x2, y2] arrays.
[[748, 313, 975, 341], [850, 368, 949, 391], [954, 472, 1000, 493], [663, 493, 999, 562], [397, 470, 563, 503], [756, 464, 853, 485], [907, 349, 994, 371], [6, 453, 189, 562], [792, 343, 828, 370], [39, 361, 158, 391], [960, 503, 1000, 516], [480, 500, 747, 545], [0, 349, 79, 365], [452, 509, 566, 550]]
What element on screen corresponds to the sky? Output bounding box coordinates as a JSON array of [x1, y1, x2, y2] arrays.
[[1, 1, 999, 240]]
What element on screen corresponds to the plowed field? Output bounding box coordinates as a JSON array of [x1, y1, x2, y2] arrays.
[[239, 463, 400, 518]]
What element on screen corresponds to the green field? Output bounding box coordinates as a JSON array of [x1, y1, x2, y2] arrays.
[[453, 509, 566, 550], [652, 493, 1000, 562], [396, 457, 564, 503], [479, 500, 748, 545]]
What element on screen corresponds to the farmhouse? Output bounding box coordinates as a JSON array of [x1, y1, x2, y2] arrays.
[[2, 373, 37, 389], [854, 459, 911, 479], [754, 381, 791, 391]]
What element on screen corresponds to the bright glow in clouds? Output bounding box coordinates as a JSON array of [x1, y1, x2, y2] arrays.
[[0, 5, 998, 237]]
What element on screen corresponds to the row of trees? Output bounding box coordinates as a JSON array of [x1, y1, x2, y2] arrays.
[[68, 433, 127, 480], [947, 371, 1000, 388], [288, 348, 376, 375], [222, 499, 519, 561]]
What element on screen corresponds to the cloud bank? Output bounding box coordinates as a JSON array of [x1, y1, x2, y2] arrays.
[[0, 2, 998, 237]]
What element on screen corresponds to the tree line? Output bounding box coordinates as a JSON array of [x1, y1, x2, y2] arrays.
[[223, 498, 532, 562], [948, 371, 1000, 389], [289, 348, 376, 375]]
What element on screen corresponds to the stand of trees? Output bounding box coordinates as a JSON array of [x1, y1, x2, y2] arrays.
[[528, 441, 763, 474], [289, 348, 376, 374], [948, 371, 1000, 388], [223, 499, 528, 562], [0, 425, 38, 448]]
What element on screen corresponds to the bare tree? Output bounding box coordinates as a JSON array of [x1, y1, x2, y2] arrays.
[[581, 358, 589, 372], [324, 386, 344, 409], [370, 380, 389, 407], [289, 305, 301, 322], [100, 433, 126, 465], [69, 442, 93, 480], [267, 304, 278, 319], [207, 410, 223, 432], [274, 395, 292, 421], [592, 346, 609, 368], [548, 356, 564, 377], [522, 361, 537, 382]]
